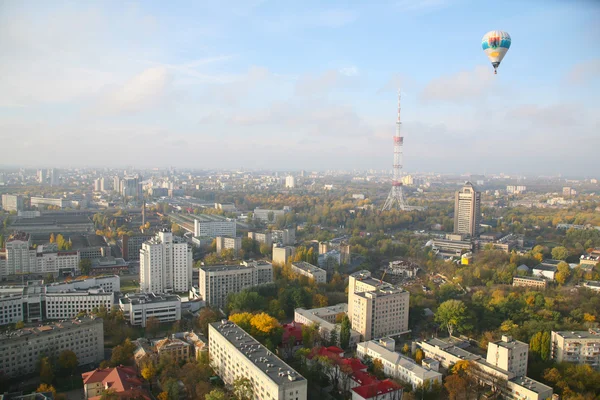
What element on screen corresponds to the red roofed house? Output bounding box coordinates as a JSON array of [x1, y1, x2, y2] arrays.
[[352, 379, 403, 400], [82, 366, 151, 400], [279, 322, 304, 358]]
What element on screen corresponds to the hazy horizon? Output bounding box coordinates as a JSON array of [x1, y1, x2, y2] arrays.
[[1, 1, 598, 176]]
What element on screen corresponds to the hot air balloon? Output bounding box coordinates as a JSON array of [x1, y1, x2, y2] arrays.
[[482, 31, 511, 74]]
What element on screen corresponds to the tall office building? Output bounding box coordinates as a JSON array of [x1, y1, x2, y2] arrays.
[[49, 168, 59, 186], [348, 270, 410, 341], [100, 177, 108, 192], [121, 175, 142, 199], [454, 182, 481, 237], [113, 176, 121, 193], [94, 178, 102, 192], [37, 169, 47, 184], [140, 230, 193, 293]]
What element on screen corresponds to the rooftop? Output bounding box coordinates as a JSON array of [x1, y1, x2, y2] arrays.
[[120, 293, 180, 305], [291, 261, 325, 274], [514, 276, 546, 282], [210, 320, 306, 386], [553, 329, 600, 340], [0, 316, 102, 341], [352, 379, 402, 399], [200, 264, 254, 272], [510, 376, 553, 395]]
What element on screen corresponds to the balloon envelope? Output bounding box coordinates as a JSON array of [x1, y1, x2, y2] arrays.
[[482, 31, 511, 73]]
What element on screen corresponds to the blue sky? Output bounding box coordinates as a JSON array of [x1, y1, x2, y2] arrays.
[[0, 0, 598, 176]]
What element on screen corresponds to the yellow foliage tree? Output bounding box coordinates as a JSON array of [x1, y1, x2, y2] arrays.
[[583, 313, 596, 322], [36, 384, 57, 397], [453, 360, 471, 375], [250, 313, 280, 334], [415, 349, 424, 364], [229, 312, 254, 331]]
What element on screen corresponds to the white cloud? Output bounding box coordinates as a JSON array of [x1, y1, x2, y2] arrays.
[[564, 59, 600, 85], [339, 66, 359, 77], [420, 66, 496, 103]]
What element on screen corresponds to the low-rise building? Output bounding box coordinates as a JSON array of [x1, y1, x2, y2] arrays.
[[119, 293, 181, 327], [30, 197, 71, 209], [356, 337, 442, 389], [155, 336, 192, 363], [583, 281, 600, 292], [291, 261, 327, 283], [90, 256, 129, 275], [209, 320, 308, 400], [551, 329, 600, 368], [532, 264, 557, 280], [82, 366, 150, 400], [387, 260, 419, 277], [198, 261, 273, 310], [0, 316, 104, 378], [294, 304, 361, 347], [215, 236, 242, 255], [253, 207, 290, 223], [512, 276, 548, 289]]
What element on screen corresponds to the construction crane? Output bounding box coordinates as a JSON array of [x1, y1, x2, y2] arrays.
[[379, 270, 387, 285]]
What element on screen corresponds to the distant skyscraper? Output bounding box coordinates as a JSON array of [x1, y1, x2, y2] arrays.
[[454, 182, 481, 237], [94, 178, 101, 192], [37, 169, 47, 184], [113, 176, 121, 193], [49, 169, 59, 186], [140, 230, 192, 293], [285, 175, 295, 188], [100, 177, 108, 192]]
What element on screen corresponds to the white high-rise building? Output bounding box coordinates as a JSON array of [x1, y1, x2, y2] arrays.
[[140, 230, 192, 293], [113, 176, 121, 193], [454, 181, 481, 237], [94, 178, 101, 192], [348, 270, 410, 341], [285, 175, 296, 188], [100, 177, 108, 192]]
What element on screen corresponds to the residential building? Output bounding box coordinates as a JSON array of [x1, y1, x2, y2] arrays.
[[121, 175, 142, 198], [140, 230, 193, 293], [272, 228, 295, 246], [291, 261, 327, 283], [285, 176, 296, 188], [193, 215, 236, 238], [209, 320, 308, 400], [0, 316, 104, 377], [551, 329, 600, 368], [273, 244, 295, 265], [454, 182, 481, 237], [253, 207, 290, 223], [294, 304, 361, 347], [387, 260, 419, 278], [562, 187, 577, 197], [352, 379, 403, 400], [119, 293, 181, 327], [215, 236, 242, 255], [356, 337, 442, 390], [417, 337, 552, 400], [113, 176, 120, 193], [82, 366, 150, 400], [248, 231, 273, 247], [155, 336, 192, 363], [319, 240, 351, 265], [100, 177, 108, 192], [37, 169, 47, 184], [506, 185, 527, 194], [121, 234, 153, 261], [348, 270, 410, 341], [49, 169, 59, 186], [93, 178, 101, 192], [198, 261, 273, 310], [513, 276, 548, 289], [44, 288, 113, 320], [1, 194, 24, 212]]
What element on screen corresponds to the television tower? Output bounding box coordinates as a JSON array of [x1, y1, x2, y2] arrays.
[[382, 91, 408, 211]]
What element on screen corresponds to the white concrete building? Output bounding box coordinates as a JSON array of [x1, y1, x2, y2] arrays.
[[487, 335, 529, 377], [45, 289, 113, 320], [30, 197, 71, 209], [1, 194, 24, 212], [551, 329, 600, 368], [248, 231, 273, 247], [193, 215, 236, 238], [273, 245, 295, 265], [253, 207, 290, 223], [119, 293, 181, 327], [272, 228, 296, 246], [285, 176, 296, 188], [356, 337, 442, 390], [291, 261, 327, 283], [0, 316, 104, 377], [209, 320, 308, 400], [454, 182, 481, 237], [348, 270, 410, 341], [198, 261, 273, 310], [294, 304, 361, 347], [140, 230, 193, 293], [215, 236, 242, 255]]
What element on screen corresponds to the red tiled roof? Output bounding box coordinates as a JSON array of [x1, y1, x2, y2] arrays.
[[281, 322, 303, 343], [340, 358, 368, 374], [350, 370, 378, 386], [307, 346, 344, 361], [352, 379, 402, 399], [82, 366, 144, 393], [325, 345, 344, 354]]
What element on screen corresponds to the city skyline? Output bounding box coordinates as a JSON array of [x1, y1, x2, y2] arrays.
[[1, 1, 598, 175]]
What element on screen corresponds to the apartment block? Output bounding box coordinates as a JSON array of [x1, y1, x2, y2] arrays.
[[0, 316, 104, 377], [140, 230, 193, 293], [248, 231, 273, 247], [291, 261, 327, 283], [512, 276, 548, 289], [294, 304, 361, 347], [357, 337, 442, 390], [273, 245, 295, 265], [209, 320, 307, 400], [348, 270, 409, 341], [272, 228, 295, 246], [119, 293, 181, 327], [193, 215, 236, 238], [551, 329, 600, 368], [198, 261, 273, 310], [1, 194, 24, 212], [215, 236, 242, 255]]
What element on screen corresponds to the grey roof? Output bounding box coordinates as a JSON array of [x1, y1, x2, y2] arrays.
[[120, 293, 180, 305], [516, 264, 530, 271], [291, 261, 325, 274], [510, 376, 553, 394], [210, 321, 305, 386], [553, 329, 600, 340]]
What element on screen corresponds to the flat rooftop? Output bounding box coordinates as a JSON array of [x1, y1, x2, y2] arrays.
[[200, 264, 254, 272], [553, 329, 600, 340], [491, 337, 528, 350], [210, 321, 305, 386], [120, 293, 180, 305], [510, 376, 553, 394], [0, 316, 102, 341], [291, 261, 325, 274]]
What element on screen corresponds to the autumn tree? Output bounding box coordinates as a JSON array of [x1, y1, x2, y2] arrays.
[[110, 338, 135, 366], [372, 358, 385, 379], [444, 374, 468, 400], [196, 307, 221, 337], [146, 316, 160, 336], [551, 246, 569, 260], [141, 361, 157, 389], [205, 388, 229, 400], [540, 331, 551, 361], [233, 377, 253, 400], [58, 350, 78, 374], [415, 349, 424, 364], [79, 259, 92, 275], [36, 384, 57, 397], [556, 261, 571, 285], [39, 357, 54, 384], [434, 300, 471, 337]]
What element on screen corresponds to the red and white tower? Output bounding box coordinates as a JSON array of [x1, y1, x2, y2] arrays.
[[382, 91, 408, 211]]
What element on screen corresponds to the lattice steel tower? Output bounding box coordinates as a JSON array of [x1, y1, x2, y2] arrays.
[[382, 91, 408, 211]]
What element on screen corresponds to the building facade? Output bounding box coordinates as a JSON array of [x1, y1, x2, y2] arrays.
[[119, 293, 181, 327], [215, 236, 242, 255], [198, 261, 273, 310], [1, 194, 24, 212], [140, 230, 193, 293], [273, 245, 295, 265], [454, 182, 481, 237], [551, 329, 600, 368], [0, 317, 104, 378], [193, 216, 237, 238], [294, 304, 361, 347], [248, 231, 273, 247], [512, 276, 548, 289], [291, 261, 327, 283], [209, 320, 308, 400], [348, 270, 409, 341]]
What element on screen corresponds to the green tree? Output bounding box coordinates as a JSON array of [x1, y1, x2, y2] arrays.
[[206, 388, 229, 400], [196, 307, 220, 337], [146, 316, 160, 336], [415, 349, 424, 364], [540, 331, 551, 361], [556, 261, 571, 285], [58, 350, 78, 373], [0, 234, 4, 248], [328, 326, 339, 347], [100, 389, 119, 400], [56, 234, 66, 250], [79, 259, 92, 275], [434, 300, 471, 337], [15, 320, 24, 329], [551, 246, 569, 260], [39, 357, 54, 384], [233, 377, 253, 400], [340, 315, 351, 350], [110, 338, 135, 366], [529, 332, 542, 357]]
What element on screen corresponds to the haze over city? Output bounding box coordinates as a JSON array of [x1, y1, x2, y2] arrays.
[[1, 0, 598, 175]]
